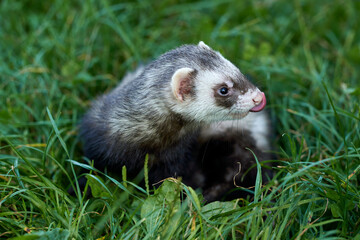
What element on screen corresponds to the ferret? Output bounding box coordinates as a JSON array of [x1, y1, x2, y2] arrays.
[[80, 41, 270, 200]]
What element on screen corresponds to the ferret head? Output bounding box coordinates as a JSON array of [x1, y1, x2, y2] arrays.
[[170, 41, 266, 122]]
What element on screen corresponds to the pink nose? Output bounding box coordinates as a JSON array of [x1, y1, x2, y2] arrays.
[[250, 92, 266, 112]]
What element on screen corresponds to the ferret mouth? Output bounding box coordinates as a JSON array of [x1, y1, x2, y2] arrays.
[[249, 92, 266, 112]]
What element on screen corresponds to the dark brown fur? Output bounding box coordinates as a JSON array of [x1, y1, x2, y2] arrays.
[[195, 131, 273, 202]]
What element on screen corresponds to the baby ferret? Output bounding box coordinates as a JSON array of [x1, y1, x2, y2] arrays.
[[80, 42, 270, 199]]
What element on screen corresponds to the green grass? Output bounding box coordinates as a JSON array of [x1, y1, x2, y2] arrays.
[[1, 0, 359, 239]]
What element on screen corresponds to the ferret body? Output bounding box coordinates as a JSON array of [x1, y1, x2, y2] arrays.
[[196, 113, 273, 201], [80, 42, 271, 199]]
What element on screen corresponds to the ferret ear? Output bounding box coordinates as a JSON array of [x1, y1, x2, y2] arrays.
[[171, 68, 197, 102], [198, 41, 211, 50]]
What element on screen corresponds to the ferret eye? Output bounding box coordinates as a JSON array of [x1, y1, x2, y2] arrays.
[[218, 87, 229, 96]]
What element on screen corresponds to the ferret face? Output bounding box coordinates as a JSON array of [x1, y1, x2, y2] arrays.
[[170, 42, 266, 123], [193, 70, 266, 122]]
